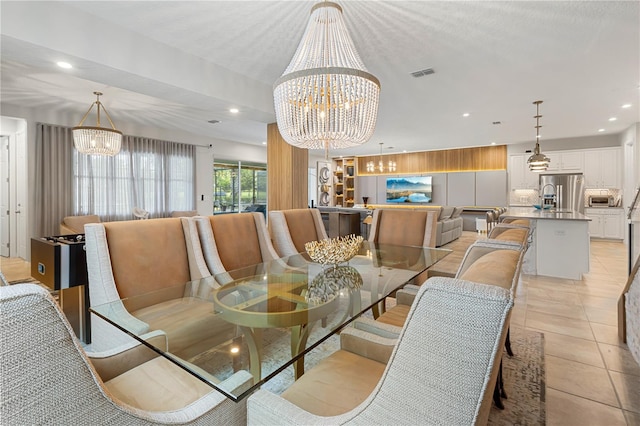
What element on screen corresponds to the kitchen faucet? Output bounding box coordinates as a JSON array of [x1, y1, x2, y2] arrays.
[[541, 183, 556, 207]]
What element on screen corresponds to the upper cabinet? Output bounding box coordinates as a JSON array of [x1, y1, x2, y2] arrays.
[[509, 154, 539, 190], [583, 148, 620, 189], [545, 151, 584, 172]]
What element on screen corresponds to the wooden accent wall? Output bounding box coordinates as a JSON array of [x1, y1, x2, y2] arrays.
[[357, 145, 507, 175], [267, 123, 308, 211]]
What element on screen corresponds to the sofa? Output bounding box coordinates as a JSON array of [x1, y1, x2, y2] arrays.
[[60, 214, 101, 235], [435, 206, 464, 246]]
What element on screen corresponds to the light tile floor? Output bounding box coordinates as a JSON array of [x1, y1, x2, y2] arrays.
[[517, 239, 640, 425], [2, 239, 639, 424]]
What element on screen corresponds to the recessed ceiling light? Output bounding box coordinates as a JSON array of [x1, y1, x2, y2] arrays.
[[56, 61, 72, 69], [598, 128, 605, 132], [402, 150, 407, 153], [622, 104, 632, 109], [462, 113, 470, 117], [262, 141, 267, 145], [229, 108, 239, 114], [608, 117, 617, 122], [490, 142, 496, 145]]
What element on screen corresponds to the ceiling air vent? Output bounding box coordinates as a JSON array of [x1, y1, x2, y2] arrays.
[[410, 68, 435, 78], [208, 119, 221, 124]]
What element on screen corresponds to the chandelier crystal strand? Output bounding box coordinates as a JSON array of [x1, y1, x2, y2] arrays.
[[73, 91, 122, 156], [274, 2, 380, 149]]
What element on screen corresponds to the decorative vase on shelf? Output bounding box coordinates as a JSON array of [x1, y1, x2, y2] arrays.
[[362, 197, 369, 208]]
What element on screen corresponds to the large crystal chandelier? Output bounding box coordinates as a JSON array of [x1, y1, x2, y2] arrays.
[[73, 91, 122, 156], [273, 2, 380, 154], [527, 100, 550, 172]]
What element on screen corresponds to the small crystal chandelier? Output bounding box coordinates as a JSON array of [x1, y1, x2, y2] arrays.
[[72, 91, 122, 156], [366, 142, 396, 173], [273, 2, 380, 156], [527, 100, 550, 172]]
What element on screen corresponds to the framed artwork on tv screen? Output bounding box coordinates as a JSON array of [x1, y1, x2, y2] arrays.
[[386, 176, 432, 203]]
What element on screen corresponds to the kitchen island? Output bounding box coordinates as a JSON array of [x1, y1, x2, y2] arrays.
[[502, 207, 591, 280]]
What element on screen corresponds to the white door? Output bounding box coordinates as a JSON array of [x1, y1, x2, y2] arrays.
[[0, 136, 9, 257], [15, 130, 27, 258]]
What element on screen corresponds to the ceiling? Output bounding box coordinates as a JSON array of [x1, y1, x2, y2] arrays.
[[1, 1, 638, 156]]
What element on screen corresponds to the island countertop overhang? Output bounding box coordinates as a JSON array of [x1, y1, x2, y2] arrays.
[[502, 207, 591, 221]]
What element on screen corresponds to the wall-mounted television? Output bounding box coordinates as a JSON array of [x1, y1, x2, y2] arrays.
[[386, 176, 433, 203]]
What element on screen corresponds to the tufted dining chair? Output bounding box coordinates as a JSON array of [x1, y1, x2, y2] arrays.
[[247, 278, 512, 426], [0, 284, 251, 425], [268, 208, 328, 257], [195, 213, 281, 284]]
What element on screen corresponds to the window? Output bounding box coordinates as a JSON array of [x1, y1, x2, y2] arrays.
[[73, 136, 195, 220], [213, 161, 266, 214]]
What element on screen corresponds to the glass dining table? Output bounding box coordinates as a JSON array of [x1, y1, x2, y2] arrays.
[[90, 241, 450, 401]]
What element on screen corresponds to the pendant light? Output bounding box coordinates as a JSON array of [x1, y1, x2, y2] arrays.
[[366, 142, 396, 173], [273, 2, 380, 156], [527, 100, 550, 172], [73, 91, 122, 156]]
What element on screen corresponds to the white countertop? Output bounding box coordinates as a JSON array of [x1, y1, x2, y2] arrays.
[[503, 207, 591, 221]]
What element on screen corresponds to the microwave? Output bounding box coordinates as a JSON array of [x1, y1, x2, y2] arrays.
[[588, 195, 614, 207]]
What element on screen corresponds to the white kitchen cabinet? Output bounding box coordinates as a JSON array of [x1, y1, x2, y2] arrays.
[[545, 151, 583, 172], [585, 208, 624, 239], [509, 154, 539, 190], [583, 149, 620, 189]]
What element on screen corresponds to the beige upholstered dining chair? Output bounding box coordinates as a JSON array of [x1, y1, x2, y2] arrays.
[[0, 284, 251, 425], [368, 208, 438, 248], [84, 218, 235, 358], [247, 278, 513, 425], [488, 223, 531, 247], [359, 239, 525, 409], [268, 208, 328, 257], [195, 213, 281, 284], [366, 209, 439, 315]]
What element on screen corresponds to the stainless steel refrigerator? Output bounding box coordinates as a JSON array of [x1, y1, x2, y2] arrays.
[[539, 173, 585, 213]]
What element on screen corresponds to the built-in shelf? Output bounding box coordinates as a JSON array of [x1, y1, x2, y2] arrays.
[[333, 157, 356, 207]]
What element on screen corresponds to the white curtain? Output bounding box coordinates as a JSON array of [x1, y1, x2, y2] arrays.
[[35, 124, 75, 236], [36, 124, 196, 234], [74, 135, 195, 221]]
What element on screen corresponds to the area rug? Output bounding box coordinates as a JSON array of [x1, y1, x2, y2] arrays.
[[255, 325, 545, 425], [488, 327, 546, 425]]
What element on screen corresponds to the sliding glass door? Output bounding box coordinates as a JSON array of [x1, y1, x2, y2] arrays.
[[213, 161, 267, 215]]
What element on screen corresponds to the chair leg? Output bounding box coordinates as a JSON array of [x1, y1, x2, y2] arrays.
[[505, 327, 514, 357], [493, 359, 506, 409], [499, 359, 507, 399]]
